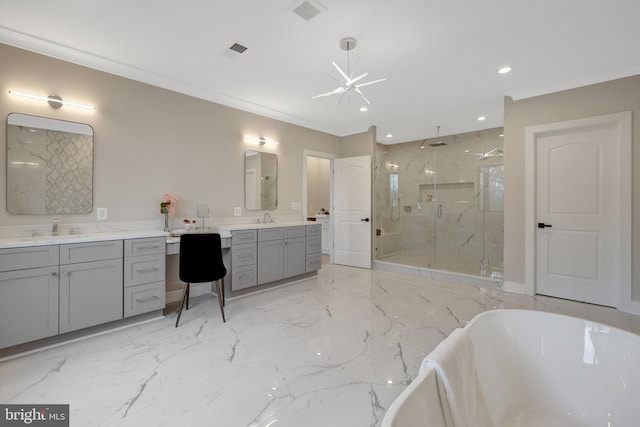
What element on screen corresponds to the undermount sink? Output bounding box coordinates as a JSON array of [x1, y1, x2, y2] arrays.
[[19, 234, 91, 242]]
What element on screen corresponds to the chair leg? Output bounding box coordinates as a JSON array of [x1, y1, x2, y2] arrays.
[[215, 279, 226, 322], [221, 278, 225, 307], [175, 282, 190, 327], [185, 282, 190, 310]]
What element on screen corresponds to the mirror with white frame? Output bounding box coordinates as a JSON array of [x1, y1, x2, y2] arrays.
[[244, 150, 277, 210], [6, 113, 94, 215]]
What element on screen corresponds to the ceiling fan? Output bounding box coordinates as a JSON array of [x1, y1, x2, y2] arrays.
[[312, 38, 386, 108]]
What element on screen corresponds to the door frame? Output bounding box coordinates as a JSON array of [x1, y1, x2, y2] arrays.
[[524, 111, 634, 312], [303, 149, 338, 262]]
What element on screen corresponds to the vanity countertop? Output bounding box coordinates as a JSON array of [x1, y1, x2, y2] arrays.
[[212, 221, 317, 232], [0, 229, 168, 249]]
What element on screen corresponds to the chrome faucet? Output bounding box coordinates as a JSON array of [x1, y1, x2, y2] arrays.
[[263, 212, 272, 223], [52, 218, 59, 236]]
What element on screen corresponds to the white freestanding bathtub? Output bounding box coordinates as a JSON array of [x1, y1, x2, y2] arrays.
[[383, 309, 640, 427]]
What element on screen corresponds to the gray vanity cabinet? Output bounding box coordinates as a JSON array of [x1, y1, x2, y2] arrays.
[[123, 237, 166, 317], [0, 246, 60, 348], [257, 227, 306, 285], [231, 230, 258, 291], [59, 241, 124, 333], [306, 224, 323, 272]]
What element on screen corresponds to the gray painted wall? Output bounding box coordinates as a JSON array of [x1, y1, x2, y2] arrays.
[[503, 74, 640, 300], [0, 43, 345, 226]]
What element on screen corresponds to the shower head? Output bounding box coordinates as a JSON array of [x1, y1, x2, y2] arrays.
[[429, 140, 447, 147], [428, 125, 447, 146]]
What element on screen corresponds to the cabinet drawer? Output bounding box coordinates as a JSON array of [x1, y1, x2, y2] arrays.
[[232, 230, 257, 245], [232, 265, 257, 291], [60, 240, 122, 264], [232, 243, 257, 267], [258, 228, 283, 242], [124, 254, 165, 287], [125, 237, 166, 257], [284, 226, 305, 239], [166, 242, 180, 255], [306, 224, 322, 237], [0, 245, 59, 271], [306, 253, 322, 272], [306, 236, 322, 254], [124, 281, 165, 317]]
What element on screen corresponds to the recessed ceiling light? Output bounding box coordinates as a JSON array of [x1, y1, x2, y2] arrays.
[[360, 106, 368, 112], [477, 116, 486, 121], [386, 133, 393, 138], [498, 66, 512, 74]]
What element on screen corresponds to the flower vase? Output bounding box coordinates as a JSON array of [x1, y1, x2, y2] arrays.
[[164, 213, 170, 232]]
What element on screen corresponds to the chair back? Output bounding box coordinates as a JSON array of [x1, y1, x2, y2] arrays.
[[179, 233, 227, 283]]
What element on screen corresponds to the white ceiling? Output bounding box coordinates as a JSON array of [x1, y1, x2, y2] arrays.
[[1, 0, 639, 143]]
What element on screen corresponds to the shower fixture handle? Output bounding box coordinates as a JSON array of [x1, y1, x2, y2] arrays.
[[537, 222, 552, 228]]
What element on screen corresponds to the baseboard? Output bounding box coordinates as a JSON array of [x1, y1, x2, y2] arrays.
[[503, 280, 532, 295]]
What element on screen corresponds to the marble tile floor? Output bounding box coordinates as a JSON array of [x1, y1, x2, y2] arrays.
[[2, 263, 640, 427]]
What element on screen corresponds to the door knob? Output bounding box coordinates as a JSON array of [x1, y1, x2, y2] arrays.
[[361, 218, 370, 222], [537, 222, 552, 228]]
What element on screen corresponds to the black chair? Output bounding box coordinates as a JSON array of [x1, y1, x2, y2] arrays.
[[175, 233, 227, 327]]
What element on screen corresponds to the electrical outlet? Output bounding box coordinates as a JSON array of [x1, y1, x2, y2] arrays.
[[234, 207, 242, 216], [291, 202, 301, 210], [97, 207, 108, 220]]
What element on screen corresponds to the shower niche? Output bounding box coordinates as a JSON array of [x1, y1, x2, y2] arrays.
[[374, 127, 504, 278]]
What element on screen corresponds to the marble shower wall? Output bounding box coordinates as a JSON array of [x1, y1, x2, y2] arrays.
[[374, 127, 504, 274]]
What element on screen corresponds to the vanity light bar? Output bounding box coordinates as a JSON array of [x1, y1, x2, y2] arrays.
[[244, 136, 279, 145], [9, 90, 96, 110]]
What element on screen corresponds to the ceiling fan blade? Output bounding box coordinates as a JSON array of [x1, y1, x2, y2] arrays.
[[312, 87, 344, 99], [348, 72, 368, 85], [355, 77, 387, 89], [332, 61, 350, 82], [354, 88, 371, 104]]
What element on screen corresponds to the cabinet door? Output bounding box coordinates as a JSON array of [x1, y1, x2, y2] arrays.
[[257, 240, 284, 285], [0, 266, 58, 349], [284, 237, 306, 278], [59, 259, 123, 333]]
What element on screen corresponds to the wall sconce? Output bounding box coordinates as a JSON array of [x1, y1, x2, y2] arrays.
[[244, 136, 279, 145], [9, 90, 96, 110]]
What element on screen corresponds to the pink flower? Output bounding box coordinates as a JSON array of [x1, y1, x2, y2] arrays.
[[160, 193, 178, 217]]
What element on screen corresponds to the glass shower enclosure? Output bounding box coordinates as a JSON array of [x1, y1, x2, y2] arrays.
[[374, 127, 504, 278]]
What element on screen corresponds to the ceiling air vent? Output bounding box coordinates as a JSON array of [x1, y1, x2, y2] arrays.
[[292, 0, 326, 21], [229, 43, 248, 54]]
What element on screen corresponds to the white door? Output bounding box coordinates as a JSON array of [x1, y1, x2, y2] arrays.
[[535, 124, 620, 306], [333, 155, 371, 268]]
